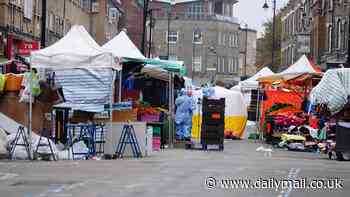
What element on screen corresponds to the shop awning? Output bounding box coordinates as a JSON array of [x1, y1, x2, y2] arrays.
[[123, 57, 187, 76]]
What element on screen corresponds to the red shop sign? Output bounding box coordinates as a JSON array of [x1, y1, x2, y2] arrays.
[[17, 41, 39, 56]]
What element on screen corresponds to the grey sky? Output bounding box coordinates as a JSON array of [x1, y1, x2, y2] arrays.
[[234, 0, 288, 37]]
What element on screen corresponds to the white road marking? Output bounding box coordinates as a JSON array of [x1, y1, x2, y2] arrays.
[[0, 172, 18, 180]]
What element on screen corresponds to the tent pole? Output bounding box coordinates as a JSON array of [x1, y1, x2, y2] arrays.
[[255, 87, 260, 143], [171, 72, 174, 148], [110, 70, 116, 142], [28, 59, 33, 160], [168, 72, 173, 148], [118, 70, 122, 102]]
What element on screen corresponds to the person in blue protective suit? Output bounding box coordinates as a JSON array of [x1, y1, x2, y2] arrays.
[[175, 89, 195, 140]]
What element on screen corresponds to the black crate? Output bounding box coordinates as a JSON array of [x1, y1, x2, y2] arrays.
[[201, 97, 225, 147]]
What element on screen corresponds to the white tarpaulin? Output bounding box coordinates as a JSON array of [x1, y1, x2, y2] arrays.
[[53, 68, 113, 112], [310, 68, 350, 115], [102, 31, 146, 60]]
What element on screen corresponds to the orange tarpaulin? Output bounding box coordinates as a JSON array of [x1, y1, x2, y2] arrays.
[[260, 90, 303, 130]]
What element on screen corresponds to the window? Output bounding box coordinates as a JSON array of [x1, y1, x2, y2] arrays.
[[328, 26, 332, 52], [192, 56, 202, 72], [218, 32, 222, 45], [222, 33, 226, 46], [169, 55, 177, 61], [344, 22, 348, 49], [189, 2, 203, 19], [24, 0, 33, 20], [234, 58, 239, 73], [193, 30, 202, 44], [217, 57, 226, 73], [49, 13, 54, 31], [217, 57, 221, 72], [337, 20, 341, 49], [214, 1, 223, 15], [208, 1, 213, 15], [167, 31, 178, 43]]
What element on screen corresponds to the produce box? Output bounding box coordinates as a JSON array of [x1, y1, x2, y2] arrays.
[[112, 109, 137, 122]]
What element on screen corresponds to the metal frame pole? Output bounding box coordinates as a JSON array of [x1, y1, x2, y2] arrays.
[[271, 0, 276, 69], [118, 70, 122, 102], [28, 59, 33, 160]]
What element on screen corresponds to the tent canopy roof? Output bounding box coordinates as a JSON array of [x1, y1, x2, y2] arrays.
[[31, 25, 116, 69], [239, 67, 274, 88], [124, 57, 187, 76], [102, 31, 146, 60], [258, 55, 321, 81]]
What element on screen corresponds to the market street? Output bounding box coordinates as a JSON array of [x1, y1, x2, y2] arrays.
[[0, 140, 349, 197]]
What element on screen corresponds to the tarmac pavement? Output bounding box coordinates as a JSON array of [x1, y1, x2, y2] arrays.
[[0, 140, 349, 197]]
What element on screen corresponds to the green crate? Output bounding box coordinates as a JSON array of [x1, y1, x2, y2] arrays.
[[153, 126, 161, 136]]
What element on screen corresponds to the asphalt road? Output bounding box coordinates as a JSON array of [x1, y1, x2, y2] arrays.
[[0, 140, 349, 197]]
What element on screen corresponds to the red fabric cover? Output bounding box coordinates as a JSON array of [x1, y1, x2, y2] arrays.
[[260, 90, 303, 130]]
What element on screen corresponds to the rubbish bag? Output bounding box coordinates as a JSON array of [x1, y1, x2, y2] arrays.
[[175, 89, 195, 140], [57, 141, 88, 160], [0, 128, 8, 159]]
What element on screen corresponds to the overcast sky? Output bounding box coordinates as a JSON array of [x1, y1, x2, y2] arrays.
[[234, 0, 289, 37]]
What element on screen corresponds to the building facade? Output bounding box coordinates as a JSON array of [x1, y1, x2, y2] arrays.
[[280, 0, 350, 70], [45, 0, 122, 46], [119, 0, 144, 49], [150, 0, 244, 86], [0, 0, 124, 66], [0, 0, 42, 62], [239, 26, 257, 77]]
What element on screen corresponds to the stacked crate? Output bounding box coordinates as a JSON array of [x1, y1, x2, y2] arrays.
[[152, 126, 161, 151], [201, 97, 225, 150]]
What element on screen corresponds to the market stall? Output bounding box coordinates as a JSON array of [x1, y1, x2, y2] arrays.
[[256, 55, 322, 148], [102, 30, 186, 151], [30, 25, 117, 158], [231, 67, 274, 124], [191, 86, 247, 143], [310, 68, 350, 160]]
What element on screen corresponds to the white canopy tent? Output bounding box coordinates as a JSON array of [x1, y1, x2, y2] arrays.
[[239, 67, 274, 89], [29, 25, 116, 158], [230, 67, 274, 106], [102, 30, 146, 60], [257, 55, 321, 81], [32, 25, 119, 70]]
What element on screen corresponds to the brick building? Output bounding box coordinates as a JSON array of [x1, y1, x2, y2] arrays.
[[239, 26, 257, 77], [0, 0, 42, 62], [280, 0, 350, 70], [119, 0, 144, 49], [0, 0, 124, 67], [149, 0, 248, 86]]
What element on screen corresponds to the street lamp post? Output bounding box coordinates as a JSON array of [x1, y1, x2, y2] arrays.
[[347, 3, 350, 67], [142, 0, 150, 55], [244, 24, 248, 78], [263, 0, 276, 69]]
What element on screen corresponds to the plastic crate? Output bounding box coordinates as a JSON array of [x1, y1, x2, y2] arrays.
[[152, 126, 161, 137], [141, 114, 160, 122], [152, 137, 161, 151]]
